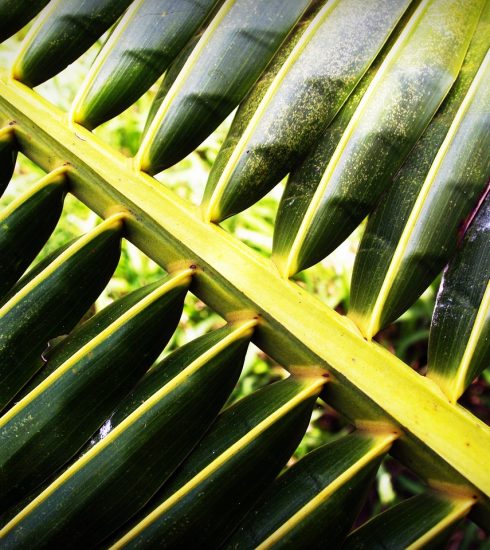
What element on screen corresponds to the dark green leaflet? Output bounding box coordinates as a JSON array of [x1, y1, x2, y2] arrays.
[[142, 33, 199, 137], [272, 0, 419, 276], [0, 127, 17, 197], [349, 2, 490, 339], [136, 0, 311, 174], [12, 0, 133, 87], [113, 374, 324, 549], [0, 216, 122, 412], [271, 0, 485, 278], [0, 238, 76, 307], [349, 46, 490, 338], [0, 169, 67, 299], [0, 0, 49, 43], [143, 2, 323, 137], [0, 272, 190, 510], [72, 0, 220, 129], [343, 491, 474, 549], [225, 431, 394, 549], [0, 321, 253, 548], [428, 193, 490, 401], [201, 0, 412, 222]]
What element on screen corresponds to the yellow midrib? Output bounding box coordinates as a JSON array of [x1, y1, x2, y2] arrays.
[[0, 269, 193, 428], [202, 0, 339, 222], [364, 49, 490, 339], [134, 0, 236, 171], [256, 432, 396, 549], [0, 318, 256, 536], [281, 0, 434, 278], [110, 375, 325, 549]]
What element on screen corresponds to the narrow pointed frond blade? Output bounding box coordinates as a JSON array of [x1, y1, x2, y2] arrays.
[[12, 0, 133, 87], [136, 0, 311, 174], [349, 3, 490, 338], [0, 270, 191, 510], [111, 373, 326, 549], [0, 215, 123, 412], [88, 320, 253, 446], [349, 46, 490, 338], [142, 33, 199, 137], [0, 126, 18, 197], [427, 194, 490, 401], [272, 0, 485, 278], [0, 320, 254, 548], [71, 0, 219, 129], [225, 429, 396, 549], [0, 168, 67, 299], [343, 491, 475, 549], [0, 239, 77, 307], [143, 0, 323, 157], [272, 2, 421, 276], [202, 0, 412, 222], [0, 0, 49, 43]]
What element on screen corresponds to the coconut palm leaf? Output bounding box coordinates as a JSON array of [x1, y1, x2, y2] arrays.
[[136, 0, 311, 173], [71, 0, 220, 129], [226, 429, 396, 548], [428, 193, 490, 402], [344, 491, 476, 549], [0, 215, 123, 411], [0, 0, 49, 43], [0, 271, 190, 509], [272, 0, 484, 277], [0, 1, 489, 546], [1, 320, 254, 547], [112, 373, 324, 549], [349, 18, 490, 338], [201, 0, 412, 222], [12, 0, 133, 86], [0, 167, 67, 298], [0, 125, 17, 196]]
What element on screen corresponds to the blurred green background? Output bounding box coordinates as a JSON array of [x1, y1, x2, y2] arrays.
[[1, 28, 488, 547]]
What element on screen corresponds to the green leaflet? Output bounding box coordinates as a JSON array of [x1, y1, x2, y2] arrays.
[[0, 126, 17, 197], [136, 0, 311, 174], [0, 215, 123, 412], [201, 0, 412, 223], [112, 373, 325, 549], [272, 0, 485, 278], [343, 491, 475, 549], [272, 4, 417, 277], [0, 270, 191, 510], [427, 194, 490, 402], [11, 0, 133, 87], [0, 0, 49, 43], [144, 1, 326, 137], [0, 320, 255, 548], [71, 0, 219, 129], [0, 167, 67, 299], [349, 2, 490, 339], [142, 34, 199, 138], [225, 430, 395, 549], [87, 320, 254, 447], [349, 45, 490, 339], [0, 239, 76, 307]]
